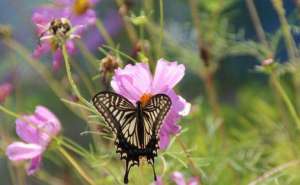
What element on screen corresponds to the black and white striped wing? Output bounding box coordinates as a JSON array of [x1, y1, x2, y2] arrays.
[[92, 92, 136, 136], [143, 94, 172, 145]]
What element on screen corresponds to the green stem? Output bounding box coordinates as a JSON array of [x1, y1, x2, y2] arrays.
[[0, 105, 20, 118], [159, 0, 164, 55], [176, 137, 202, 179], [272, 0, 298, 60], [271, 74, 300, 129], [246, 0, 268, 47], [58, 147, 97, 185], [62, 44, 90, 106], [115, 0, 138, 44]]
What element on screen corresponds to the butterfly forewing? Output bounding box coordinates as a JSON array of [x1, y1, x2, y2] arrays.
[[143, 94, 172, 145], [92, 92, 136, 135]]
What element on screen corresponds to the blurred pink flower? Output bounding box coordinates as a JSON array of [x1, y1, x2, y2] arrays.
[[171, 172, 199, 185], [152, 172, 199, 185], [31, 0, 98, 71], [262, 58, 273, 66], [151, 176, 163, 185], [0, 82, 13, 103], [6, 106, 61, 175], [111, 59, 191, 149]]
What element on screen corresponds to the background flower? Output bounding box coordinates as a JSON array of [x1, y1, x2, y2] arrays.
[[6, 106, 61, 175], [152, 172, 199, 185], [171, 172, 199, 185], [111, 59, 191, 149], [0, 82, 13, 104], [31, 0, 98, 71]]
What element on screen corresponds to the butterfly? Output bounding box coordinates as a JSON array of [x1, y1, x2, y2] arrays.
[[92, 91, 172, 184]]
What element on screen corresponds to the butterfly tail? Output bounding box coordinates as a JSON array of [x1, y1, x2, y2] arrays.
[[148, 158, 157, 181], [124, 160, 133, 184]]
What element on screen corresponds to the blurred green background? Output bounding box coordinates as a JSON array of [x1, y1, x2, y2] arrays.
[[1, 0, 300, 185]]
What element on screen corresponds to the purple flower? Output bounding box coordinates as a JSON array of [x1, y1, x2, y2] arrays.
[[0, 82, 13, 103], [31, 0, 98, 71], [171, 172, 199, 185], [151, 176, 163, 185], [152, 172, 199, 185], [6, 106, 61, 175], [111, 59, 191, 149]]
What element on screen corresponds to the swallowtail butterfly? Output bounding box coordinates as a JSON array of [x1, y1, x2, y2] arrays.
[[92, 91, 171, 184]]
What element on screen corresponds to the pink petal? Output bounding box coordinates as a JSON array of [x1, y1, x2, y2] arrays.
[[0, 83, 13, 103], [16, 115, 41, 144], [178, 96, 191, 116], [111, 63, 152, 102], [151, 176, 164, 185], [152, 59, 185, 93], [52, 49, 63, 71], [66, 40, 76, 54], [27, 155, 42, 175], [159, 131, 170, 149], [188, 177, 199, 185], [35, 106, 61, 135], [6, 142, 44, 161], [171, 172, 187, 185], [32, 42, 51, 59], [16, 106, 61, 146]]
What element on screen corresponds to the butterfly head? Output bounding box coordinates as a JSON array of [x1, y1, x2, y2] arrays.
[[140, 93, 152, 107]]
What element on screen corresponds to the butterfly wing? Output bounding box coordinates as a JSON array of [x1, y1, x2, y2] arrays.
[[92, 91, 136, 134], [92, 92, 172, 184], [143, 94, 172, 146]]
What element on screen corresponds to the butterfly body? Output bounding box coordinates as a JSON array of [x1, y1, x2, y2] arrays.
[[92, 92, 171, 184]]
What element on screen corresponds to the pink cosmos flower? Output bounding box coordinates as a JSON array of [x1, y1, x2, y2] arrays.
[[111, 59, 191, 149], [6, 106, 61, 175], [0, 82, 13, 103], [171, 172, 199, 185], [31, 0, 98, 71], [152, 172, 199, 185]]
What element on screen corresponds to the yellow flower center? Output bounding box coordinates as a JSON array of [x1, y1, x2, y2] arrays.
[[73, 0, 91, 15], [140, 93, 152, 107]]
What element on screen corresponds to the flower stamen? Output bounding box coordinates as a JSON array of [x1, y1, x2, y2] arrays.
[[73, 0, 91, 15]]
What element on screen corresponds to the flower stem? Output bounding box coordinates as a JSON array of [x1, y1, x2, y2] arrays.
[[115, 0, 138, 44], [245, 0, 268, 47], [0, 105, 20, 118], [271, 0, 300, 111], [158, 0, 164, 55], [176, 137, 202, 181], [248, 159, 300, 185], [271, 74, 300, 129], [58, 147, 97, 185], [62, 44, 90, 106]]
